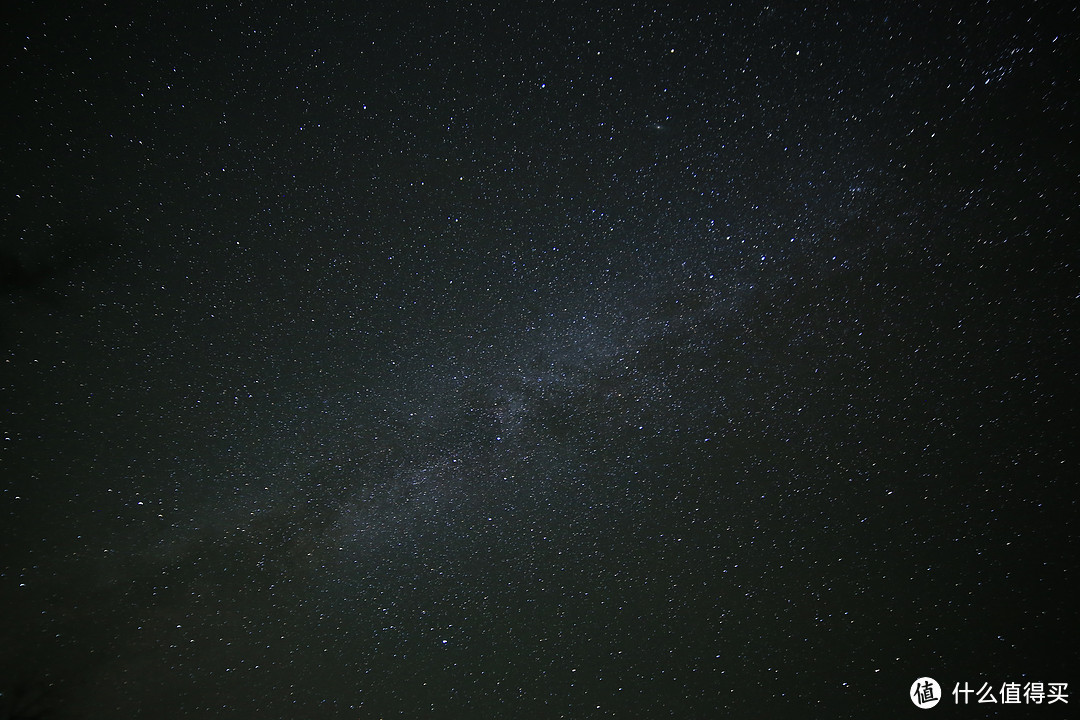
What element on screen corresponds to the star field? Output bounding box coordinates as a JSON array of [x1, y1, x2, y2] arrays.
[[1, 2, 1076, 718]]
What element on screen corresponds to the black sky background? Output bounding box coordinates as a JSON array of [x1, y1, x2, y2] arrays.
[[1, 2, 1077, 718]]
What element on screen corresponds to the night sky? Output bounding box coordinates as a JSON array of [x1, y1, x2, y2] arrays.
[[1, 2, 1076, 718]]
